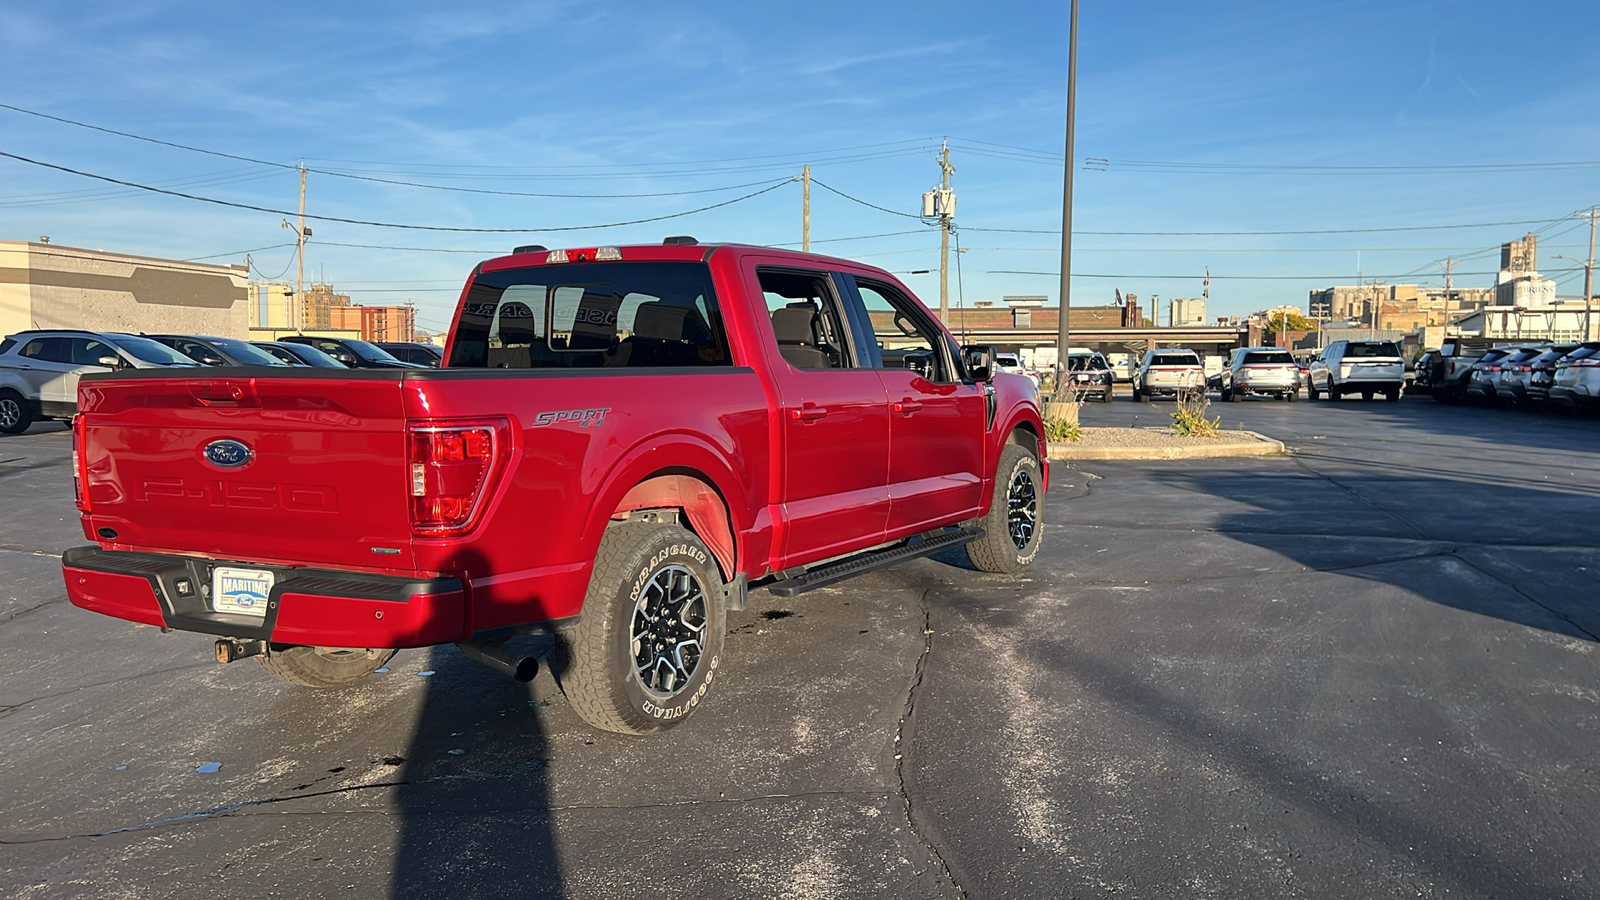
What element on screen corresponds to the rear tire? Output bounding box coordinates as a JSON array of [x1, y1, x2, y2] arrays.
[[1285, 390, 1298, 402], [1100, 389, 1113, 403], [1308, 381, 1321, 400], [1385, 386, 1400, 402], [558, 523, 726, 734], [1135, 387, 1149, 402], [257, 646, 395, 688], [967, 443, 1044, 574], [0, 390, 31, 435]]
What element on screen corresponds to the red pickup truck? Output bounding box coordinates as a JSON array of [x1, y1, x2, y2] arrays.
[[63, 240, 1047, 733]]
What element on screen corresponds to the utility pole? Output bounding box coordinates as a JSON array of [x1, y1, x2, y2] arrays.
[[802, 165, 811, 253], [296, 163, 306, 330], [1049, 0, 1080, 413], [937, 142, 955, 323], [1583, 206, 1598, 340], [282, 162, 310, 333]]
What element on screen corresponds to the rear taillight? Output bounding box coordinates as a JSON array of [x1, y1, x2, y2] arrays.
[[1572, 359, 1600, 368], [406, 418, 510, 536], [72, 416, 88, 512]]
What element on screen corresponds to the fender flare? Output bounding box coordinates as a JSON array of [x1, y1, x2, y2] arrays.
[[581, 433, 748, 580]]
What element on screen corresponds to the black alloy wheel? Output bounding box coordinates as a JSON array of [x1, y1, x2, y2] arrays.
[[1006, 466, 1038, 551], [630, 565, 707, 696]]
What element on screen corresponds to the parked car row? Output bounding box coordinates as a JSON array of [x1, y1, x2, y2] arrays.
[[0, 328, 442, 433], [1414, 339, 1600, 412]]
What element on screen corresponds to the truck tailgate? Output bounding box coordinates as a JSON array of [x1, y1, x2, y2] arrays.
[[78, 372, 416, 572]]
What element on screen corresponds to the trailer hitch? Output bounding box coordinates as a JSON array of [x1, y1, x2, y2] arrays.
[[215, 638, 267, 663]]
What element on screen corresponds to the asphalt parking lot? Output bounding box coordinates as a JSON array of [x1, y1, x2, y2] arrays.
[[2, 395, 1598, 899]]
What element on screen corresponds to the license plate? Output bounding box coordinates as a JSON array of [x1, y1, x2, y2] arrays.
[[1074, 374, 1091, 381], [212, 566, 275, 617]]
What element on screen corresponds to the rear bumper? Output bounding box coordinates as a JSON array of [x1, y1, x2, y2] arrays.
[[62, 547, 466, 649], [1549, 385, 1595, 409]]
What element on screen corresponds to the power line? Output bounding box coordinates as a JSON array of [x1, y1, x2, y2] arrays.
[[808, 178, 926, 220], [990, 269, 1519, 281], [186, 242, 297, 261], [0, 149, 795, 232], [316, 240, 504, 254], [770, 229, 927, 247], [0, 102, 923, 193], [964, 217, 1575, 236]]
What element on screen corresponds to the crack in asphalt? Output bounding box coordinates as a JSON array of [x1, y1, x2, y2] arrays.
[[0, 596, 67, 626], [1446, 549, 1600, 642], [0, 546, 63, 556], [1289, 455, 1430, 539], [892, 590, 965, 899], [0, 781, 898, 845], [0, 660, 217, 710]]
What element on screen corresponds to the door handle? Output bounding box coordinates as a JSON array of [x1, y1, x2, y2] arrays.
[[893, 399, 923, 414], [791, 404, 828, 421]]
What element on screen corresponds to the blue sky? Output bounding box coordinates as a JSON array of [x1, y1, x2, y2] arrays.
[[3, 0, 1598, 334]]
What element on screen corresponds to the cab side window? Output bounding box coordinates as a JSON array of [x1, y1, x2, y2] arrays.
[[853, 279, 959, 383], [758, 268, 856, 370]]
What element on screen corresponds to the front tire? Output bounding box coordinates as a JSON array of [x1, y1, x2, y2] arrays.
[[257, 646, 395, 688], [559, 523, 726, 735], [967, 444, 1043, 574], [0, 390, 31, 435]]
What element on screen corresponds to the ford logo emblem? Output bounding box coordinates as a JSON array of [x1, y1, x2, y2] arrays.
[[203, 439, 253, 469]]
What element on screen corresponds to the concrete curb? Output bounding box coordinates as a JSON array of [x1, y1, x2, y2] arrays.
[[1048, 430, 1288, 461]]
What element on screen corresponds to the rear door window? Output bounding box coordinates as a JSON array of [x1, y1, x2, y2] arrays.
[[760, 268, 859, 371], [21, 337, 71, 363]]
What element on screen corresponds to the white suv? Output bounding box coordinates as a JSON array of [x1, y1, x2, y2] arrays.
[[1308, 340, 1405, 402], [0, 330, 200, 433], [1133, 349, 1205, 402]]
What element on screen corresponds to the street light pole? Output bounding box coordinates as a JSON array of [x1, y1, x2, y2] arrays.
[[1555, 254, 1594, 341], [1048, 0, 1079, 416]]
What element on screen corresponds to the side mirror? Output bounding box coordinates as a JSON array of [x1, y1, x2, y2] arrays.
[[201, 355, 226, 366], [96, 355, 121, 368], [962, 344, 995, 381]]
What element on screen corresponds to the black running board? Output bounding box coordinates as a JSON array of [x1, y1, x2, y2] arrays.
[[763, 527, 984, 598]]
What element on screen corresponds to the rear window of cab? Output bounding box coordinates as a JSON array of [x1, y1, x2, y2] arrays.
[[448, 261, 733, 369]]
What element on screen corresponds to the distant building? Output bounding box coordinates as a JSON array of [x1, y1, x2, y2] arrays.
[[1169, 297, 1207, 326], [249, 279, 416, 342], [1501, 233, 1537, 274], [0, 239, 247, 337], [1308, 283, 1491, 327]]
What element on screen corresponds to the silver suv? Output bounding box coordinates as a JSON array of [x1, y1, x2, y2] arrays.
[[0, 329, 200, 433], [1220, 347, 1300, 402], [1308, 339, 1405, 401]]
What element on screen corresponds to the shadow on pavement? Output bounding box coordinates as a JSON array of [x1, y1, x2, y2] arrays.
[[1156, 467, 1600, 641], [390, 546, 564, 898]]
